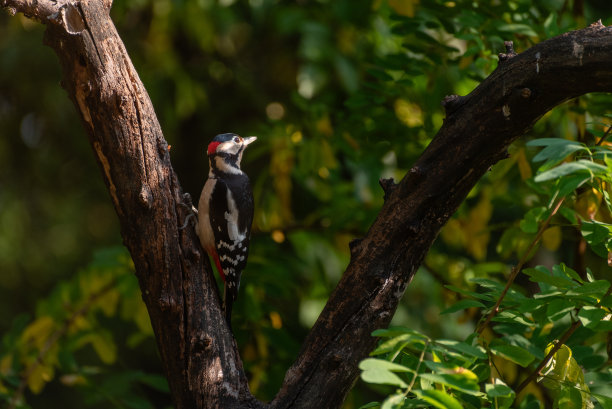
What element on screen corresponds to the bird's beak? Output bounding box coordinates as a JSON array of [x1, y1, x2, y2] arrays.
[[243, 136, 257, 146]]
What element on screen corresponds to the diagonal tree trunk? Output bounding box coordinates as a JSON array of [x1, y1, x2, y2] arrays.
[[2, 1, 612, 407]]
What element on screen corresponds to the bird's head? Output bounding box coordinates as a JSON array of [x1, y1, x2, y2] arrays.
[[207, 133, 257, 175]]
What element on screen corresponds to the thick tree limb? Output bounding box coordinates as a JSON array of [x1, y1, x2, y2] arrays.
[[270, 21, 612, 408], [3, 1, 612, 408], [2, 1, 254, 408]]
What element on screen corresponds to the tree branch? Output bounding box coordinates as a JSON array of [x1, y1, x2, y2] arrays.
[[3, 1, 252, 408], [271, 21, 612, 409], [3, 2, 612, 408]]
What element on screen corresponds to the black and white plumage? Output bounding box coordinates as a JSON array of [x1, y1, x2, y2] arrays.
[[196, 133, 256, 328]]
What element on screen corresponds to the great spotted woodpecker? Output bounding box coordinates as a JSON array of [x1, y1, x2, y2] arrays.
[[196, 133, 256, 328]]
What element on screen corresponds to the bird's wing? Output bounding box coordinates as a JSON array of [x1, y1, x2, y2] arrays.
[[209, 178, 250, 291]]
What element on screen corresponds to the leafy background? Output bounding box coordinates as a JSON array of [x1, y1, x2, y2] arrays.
[[0, 0, 611, 408]]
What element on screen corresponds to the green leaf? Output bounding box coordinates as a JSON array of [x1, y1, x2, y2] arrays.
[[593, 393, 612, 409], [497, 24, 538, 37], [416, 389, 463, 409], [444, 285, 495, 302], [556, 174, 591, 199], [381, 394, 405, 409], [577, 306, 607, 329], [138, 373, 170, 393], [520, 207, 548, 234], [485, 379, 514, 398], [555, 263, 584, 284], [524, 266, 576, 289], [539, 343, 592, 408], [581, 220, 612, 258], [372, 327, 428, 340], [527, 138, 587, 164], [440, 299, 486, 315], [371, 334, 420, 357], [359, 358, 410, 388], [489, 343, 535, 367], [567, 280, 611, 297], [559, 207, 579, 225], [534, 160, 608, 182], [367, 68, 393, 82], [419, 370, 480, 395], [545, 299, 576, 322], [358, 402, 381, 409], [90, 330, 117, 365], [435, 339, 487, 360], [486, 379, 515, 409]]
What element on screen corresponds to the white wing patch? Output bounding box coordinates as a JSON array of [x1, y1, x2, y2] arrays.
[[224, 189, 247, 242]]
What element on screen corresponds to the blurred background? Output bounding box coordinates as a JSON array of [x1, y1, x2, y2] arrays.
[[1, 0, 611, 408]]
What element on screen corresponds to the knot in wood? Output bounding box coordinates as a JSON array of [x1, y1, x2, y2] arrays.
[[409, 165, 424, 176], [157, 139, 170, 156], [159, 295, 179, 312], [349, 238, 363, 257], [61, 3, 85, 35], [498, 41, 517, 62], [328, 354, 343, 369], [139, 185, 153, 209], [441, 94, 465, 115], [520, 88, 532, 99], [192, 333, 212, 353], [378, 178, 397, 201]]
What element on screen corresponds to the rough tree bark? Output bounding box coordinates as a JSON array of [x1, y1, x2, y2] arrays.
[[2, 1, 612, 408]]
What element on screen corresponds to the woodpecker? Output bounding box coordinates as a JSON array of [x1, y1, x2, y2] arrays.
[[196, 133, 256, 328]]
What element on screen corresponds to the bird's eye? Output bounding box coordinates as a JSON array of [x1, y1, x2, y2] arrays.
[[233, 137, 241, 143]]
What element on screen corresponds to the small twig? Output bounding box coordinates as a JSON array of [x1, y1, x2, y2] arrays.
[[515, 319, 581, 395], [1, 0, 59, 22], [422, 262, 452, 289], [476, 198, 565, 335], [515, 283, 612, 394], [8, 279, 118, 409], [595, 124, 612, 146], [405, 340, 429, 396]]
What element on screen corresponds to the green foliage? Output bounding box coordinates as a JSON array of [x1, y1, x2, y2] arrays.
[[360, 265, 611, 408], [356, 3, 612, 408], [0, 248, 169, 409], [2, 0, 612, 408]]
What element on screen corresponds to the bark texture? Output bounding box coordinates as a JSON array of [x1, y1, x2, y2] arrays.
[[3, 1, 612, 408]]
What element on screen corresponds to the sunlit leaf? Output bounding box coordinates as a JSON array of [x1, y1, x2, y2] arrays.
[[435, 340, 487, 360], [545, 299, 575, 322], [489, 343, 535, 367], [90, 331, 117, 365], [419, 369, 480, 395], [527, 138, 588, 165], [540, 344, 593, 409], [416, 389, 463, 409], [359, 358, 410, 387], [534, 161, 608, 182], [567, 280, 611, 298], [27, 363, 54, 394], [497, 24, 538, 37], [577, 306, 607, 329]]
